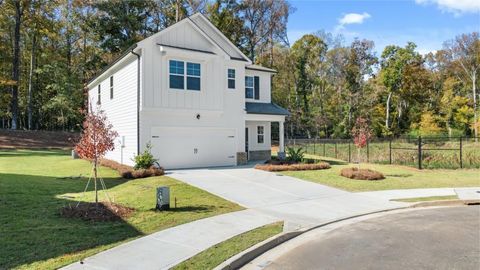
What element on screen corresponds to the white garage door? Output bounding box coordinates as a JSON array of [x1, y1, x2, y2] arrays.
[[151, 127, 236, 169]]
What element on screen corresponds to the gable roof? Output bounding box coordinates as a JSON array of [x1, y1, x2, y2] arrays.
[[188, 13, 251, 63], [88, 13, 259, 87]]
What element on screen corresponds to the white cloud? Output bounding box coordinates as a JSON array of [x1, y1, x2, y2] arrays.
[[338, 12, 371, 26], [415, 0, 480, 15]]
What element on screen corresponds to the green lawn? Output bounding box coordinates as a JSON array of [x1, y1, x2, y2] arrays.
[[281, 156, 480, 192], [391, 195, 459, 202], [173, 222, 284, 270], [0, 150, 243, 270]]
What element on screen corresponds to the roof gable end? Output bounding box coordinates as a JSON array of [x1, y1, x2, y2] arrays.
[[189, 13, 251, 63]]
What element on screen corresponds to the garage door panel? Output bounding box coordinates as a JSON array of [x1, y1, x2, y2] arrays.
[[151, 127, 236, 169]]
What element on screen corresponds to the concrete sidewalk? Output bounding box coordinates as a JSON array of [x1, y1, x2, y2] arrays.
[[358, 187, 480, 201], [63, 209, 279, 270]]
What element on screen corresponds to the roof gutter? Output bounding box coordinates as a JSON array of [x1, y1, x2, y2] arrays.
[[130, 48, 141, 155]]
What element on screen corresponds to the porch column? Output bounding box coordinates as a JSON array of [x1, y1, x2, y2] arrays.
[[279, 120, 285, 153]]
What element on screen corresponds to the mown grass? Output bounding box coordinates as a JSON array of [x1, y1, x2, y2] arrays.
[[0, 149, 243, 270], [173, 222, 284, 270], [391, 195, 459, 202], [281, 156, 480, 192]]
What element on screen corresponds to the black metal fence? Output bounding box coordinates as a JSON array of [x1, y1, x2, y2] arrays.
[[285, 136, 480, 169]]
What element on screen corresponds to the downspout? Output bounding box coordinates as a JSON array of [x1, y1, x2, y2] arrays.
[[130, 49, 141, 155]]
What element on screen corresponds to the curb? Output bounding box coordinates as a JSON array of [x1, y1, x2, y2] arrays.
[[213, 231, 303, 270], [214, 202, 480, 270], [214, 206, 410, 270], [411, 199, 480, 208]]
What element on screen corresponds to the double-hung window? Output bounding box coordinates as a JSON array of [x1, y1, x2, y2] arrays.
[[110, 76, 114, 99], [186, 62, 201, 91], [169, 60, 201, 91], [97, 85, 101, 104], [245, 76, 254, 99], [257, 126, 264, 144], [169, 60, 184, 89], [228, 69, 235, 89]]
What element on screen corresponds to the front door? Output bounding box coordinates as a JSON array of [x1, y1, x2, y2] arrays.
[[245, 127, 249, 160]]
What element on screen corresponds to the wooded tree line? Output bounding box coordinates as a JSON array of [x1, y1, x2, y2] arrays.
[[266, 32, 479, 139], [0, 0, 478, 139]]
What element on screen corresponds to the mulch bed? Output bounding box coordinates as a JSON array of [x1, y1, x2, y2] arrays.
[[255, 162, 331, 172], [340, 167, 385, 180], [60, 202, 135, 222], [100, 159, 165, 179]]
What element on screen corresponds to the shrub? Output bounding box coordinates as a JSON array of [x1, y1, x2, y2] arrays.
[[255, 162, 331, 172], [100, 158, 164, 179], [133, 142, 158, 170], [286, 147, 305, 163], [340, 167, 384, 180]]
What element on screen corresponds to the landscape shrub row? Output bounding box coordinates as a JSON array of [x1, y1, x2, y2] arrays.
[[255, 162, 331, 172], [100, 159, 164, 179]]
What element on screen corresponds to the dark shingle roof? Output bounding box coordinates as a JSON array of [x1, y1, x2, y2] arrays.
[[245, 102, 290, 116]]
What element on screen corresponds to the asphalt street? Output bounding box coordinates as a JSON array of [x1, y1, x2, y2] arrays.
[[261, 206, 480, 270]]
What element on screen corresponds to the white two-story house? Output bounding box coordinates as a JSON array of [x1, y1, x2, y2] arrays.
[[87, 13, 289, 169]]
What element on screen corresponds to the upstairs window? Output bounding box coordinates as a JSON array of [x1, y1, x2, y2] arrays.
[[169, 60, 201, 91], [245, 76, 254, 99], [169, 60, 184, 89], [110, 76, 114, 99], [97, 85, 101, 104], [228, 69, 235, 89], [257, 126, 264, 144], [187, 62, 201, 91]]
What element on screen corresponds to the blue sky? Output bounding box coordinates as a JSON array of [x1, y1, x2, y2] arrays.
[[287, 0, 480, 54]]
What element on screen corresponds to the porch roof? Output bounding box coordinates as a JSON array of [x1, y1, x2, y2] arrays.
[[245, 102, 290, 116]]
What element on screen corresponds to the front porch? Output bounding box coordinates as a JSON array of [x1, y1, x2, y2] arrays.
[[245, 114, 286, 161]]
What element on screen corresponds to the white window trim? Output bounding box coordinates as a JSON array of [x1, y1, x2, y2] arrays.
[[245, 76, 254, 100], [110, 76, 114, 100], [97, 84, 101, 105], [257, 125, 265, 144], [227, 68, 235, 89], [168, 59, 202, 92]]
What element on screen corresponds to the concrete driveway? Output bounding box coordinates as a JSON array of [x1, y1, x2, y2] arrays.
[[64, 167, 407, 270], [245, 206, 480, 270], [170, 167, 406, 230]]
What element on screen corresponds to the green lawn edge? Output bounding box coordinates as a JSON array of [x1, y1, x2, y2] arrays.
[[280, 154, 480, 192], [391, 195, 459, 202], [173, 222, 284, 270]]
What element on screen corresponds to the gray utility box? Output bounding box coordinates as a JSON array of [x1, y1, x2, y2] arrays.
[[156, 186, 170, 210]]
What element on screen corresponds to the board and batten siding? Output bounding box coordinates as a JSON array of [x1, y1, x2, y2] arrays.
[[246, 121, 271, 151], [88, 59, 138, 166], [245, 69, 271, 104]]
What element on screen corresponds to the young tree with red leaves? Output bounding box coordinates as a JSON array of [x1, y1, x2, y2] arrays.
[[75, 107, 118, 204], [351, 117, 372, 166]]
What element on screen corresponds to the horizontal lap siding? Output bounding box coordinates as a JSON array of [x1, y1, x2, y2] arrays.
[[89, 59, 138, 166]]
